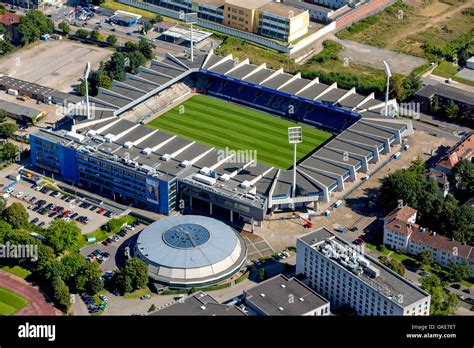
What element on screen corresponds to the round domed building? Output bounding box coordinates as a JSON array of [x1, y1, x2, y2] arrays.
[[134, 215, 247, 289]]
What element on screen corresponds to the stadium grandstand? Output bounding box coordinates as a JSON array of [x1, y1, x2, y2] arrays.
[[29, 50, 412, 228]]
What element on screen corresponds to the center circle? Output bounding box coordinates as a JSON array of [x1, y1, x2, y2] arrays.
[[162, 223, 211, 249]]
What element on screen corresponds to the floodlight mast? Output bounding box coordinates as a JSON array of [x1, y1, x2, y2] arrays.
[[185, 13, 197, 62], [288, 127, 302, 199], [84, 62, 91, 120], [383, 61, 392, 117]]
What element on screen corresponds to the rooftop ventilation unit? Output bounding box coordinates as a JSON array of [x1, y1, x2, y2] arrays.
[[193, 173, 216, 186], [199, 167, 211, 175], [219, 173, 230, 182], [299, 298, 304, 302], [280, 284, 286, 288], [104, 134, 114, 143], [66, 132, 85, 143], [124, 141, 134, 149], [200, 306, 206, 310], [161, 154, 172, 161], [278, 307, 284, 311], [260, 293, 265, 298], [141, 148, 152, 155], [180, 160, 190, 168], [240, 181, 251, 189], [86, 130, 97, 137], [93, 135, 105, 143]]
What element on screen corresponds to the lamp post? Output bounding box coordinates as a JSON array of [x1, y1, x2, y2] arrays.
[[288, 127, 302, 198], [84, 61, 91, 119], [383, 60, 392, 117], [185, 13, 198, 62]]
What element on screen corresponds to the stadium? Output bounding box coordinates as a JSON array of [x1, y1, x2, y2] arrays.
[[30, 50, 413, 226], [134, 215, 247, 288]]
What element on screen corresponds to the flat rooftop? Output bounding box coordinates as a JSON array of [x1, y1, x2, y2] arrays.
[[150, 292, 246, 316], [244, 274, 329, 315], [298, 228, 431, 307]]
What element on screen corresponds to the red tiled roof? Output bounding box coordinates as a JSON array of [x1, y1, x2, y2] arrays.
[[385, 205, 474, 262], [410, 230, 474, 262], [0, 13, 21, 26], [384, 205, 418, 224], [437, 132, 474, 170]]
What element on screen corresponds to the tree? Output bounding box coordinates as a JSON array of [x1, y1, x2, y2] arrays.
[[148, 304, 157, 312], [443, 100, 460, 119], [141, 22, 153, 35], [106, 34, 118, 45], [1, 203, 28, 229], [44, 220, 81, 254], [89, 29, 102, 41], [421, 275, 458, 315], [0, 123, 19, 139], [0, 197, 7, 213], [105, 52, 127, 81], [419, 250, 433, 267], [0, 109, 7, 123], [448, 260, 473, 282], [0, 4, 6, 15], [450, 160, 474, 202], [36, 244, 60, 280], [138, 37, 154, 60], [124, 258, 148, 290], [17, 10, 53, 46], [58, 21, 70, 35], [125, 50, 146, 74], [431, 95, 441, 114], [0, 220, 13, 243], [0, 143, 19, 163], [51, 275, 71, 312], [258, 268, 266, 281], [115, 258, 148, 294], [75, 29, 89, 38], [154, 14, 163, 23]]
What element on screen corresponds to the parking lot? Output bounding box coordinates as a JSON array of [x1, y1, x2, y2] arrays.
[[0, 168, 116, 234], [80, 222, 145, 272], [0, 39, 112, 92]]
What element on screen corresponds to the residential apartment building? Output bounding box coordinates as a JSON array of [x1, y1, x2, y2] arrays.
[[296, 228, 431, 316], [435, 131, 473, 174], [383, 206, 474, 272]]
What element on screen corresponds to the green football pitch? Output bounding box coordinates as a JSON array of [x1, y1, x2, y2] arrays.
[[147, 95, 332, 169], [0, 286, 29, 315]]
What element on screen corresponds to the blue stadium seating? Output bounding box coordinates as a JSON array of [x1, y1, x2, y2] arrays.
[[197, 73, 359, 133]]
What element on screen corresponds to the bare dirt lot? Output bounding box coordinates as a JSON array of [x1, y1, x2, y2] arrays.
[[0, 40, 113, 92]]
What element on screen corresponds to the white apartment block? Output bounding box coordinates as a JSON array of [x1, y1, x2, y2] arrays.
[[296, 228, 431, 316], [383, 206, 474, 272]]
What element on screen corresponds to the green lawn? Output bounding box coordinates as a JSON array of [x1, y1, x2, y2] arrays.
[[1, 266, 31, 279], [432, 61, 474, 87], [147, 95, 332, 169], [124, 288, 152, 299], [0, 286, 29, 315]]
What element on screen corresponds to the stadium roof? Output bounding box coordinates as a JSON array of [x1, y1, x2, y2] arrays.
[[36, 51, 411, 210]]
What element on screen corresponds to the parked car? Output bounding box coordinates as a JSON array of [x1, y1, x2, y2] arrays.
[[31, 217, 39, 224], [462, 289, 471, 294], [97, 208, 105, 214], [452, 284, 461, 290], [38, 222, 45, 227]]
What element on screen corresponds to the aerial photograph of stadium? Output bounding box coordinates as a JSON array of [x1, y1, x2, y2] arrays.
[[0, 0, 472, 345]]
